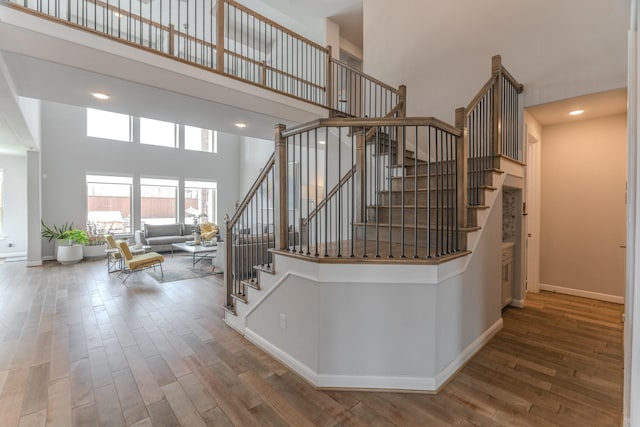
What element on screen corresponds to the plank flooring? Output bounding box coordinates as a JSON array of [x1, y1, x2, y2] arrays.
[[0, 257, 623, 426]]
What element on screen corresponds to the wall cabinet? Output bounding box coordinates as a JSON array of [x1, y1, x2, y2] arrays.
[[502, 243, 514, 307]]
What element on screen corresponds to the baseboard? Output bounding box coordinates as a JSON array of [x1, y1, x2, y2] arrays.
[[539, 283, 624, 304], [623, 416, 629, 427], [0, 252, 27, 259], [26, 261, 43, 267], [317, 373, 437, 392], [244, 328, 318, 387], [43, 255, 55, 261], [246, 320, 503, 393], [510, 298, 525, 308], [434, 318, 503, 390], [223, 314, 245, 336]]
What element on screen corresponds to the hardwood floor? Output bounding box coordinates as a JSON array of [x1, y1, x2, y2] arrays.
[[0, 257, 623, 426]]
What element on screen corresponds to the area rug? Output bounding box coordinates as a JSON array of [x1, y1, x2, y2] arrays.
[[146, 254, 215, 283]]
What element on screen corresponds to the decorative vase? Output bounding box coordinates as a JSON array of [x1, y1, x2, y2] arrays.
[[193, 231, 202, 245], [57, 245, 83, 264], [83, 243, 107, 260]]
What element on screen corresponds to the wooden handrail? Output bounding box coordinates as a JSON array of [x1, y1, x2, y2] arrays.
[[225, 50, 326, 92], [283, 117, 463, 139], [223, 0, 329, 54], [228, 153, 275, 227], [499, 66, 524, 93], [306, 165, 357, 222], [466, 74, 497, 114], [364, 103, 404, 140], [330, 58, 401, 95]]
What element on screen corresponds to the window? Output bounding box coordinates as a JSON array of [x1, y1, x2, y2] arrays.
[[185, 180, 217, 224], [87, 108, 132, 142], [86, 175, 133, 234], [185, 125, 217, 153], [140, 117, 178, 148], [140, 178, 178, 226]]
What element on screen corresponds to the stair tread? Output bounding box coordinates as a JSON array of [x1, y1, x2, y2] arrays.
[[222, 304, 237, 316], [231, 292, 248, 304], [354, 222, 480, 232], [241, 279, 260, 290]]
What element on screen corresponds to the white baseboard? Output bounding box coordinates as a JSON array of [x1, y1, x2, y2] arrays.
[[539, 283, 624, 304], [26, 261, 43, 267], [434, 318, 503, 390], [245, 319, 502, 393], [223, 314, 245, 336], [244, 328, 318, 386], [623, 416, 629, 427], [0, 252, 27, 259], [43, 255, 55, 261], [510, 299, 525, 308]]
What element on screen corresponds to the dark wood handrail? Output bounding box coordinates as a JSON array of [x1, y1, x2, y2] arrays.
[[499, 66, 524, 93], [466, 74, 497, 114], [283, 117, 463, 138], [224, 0, 329, 54], [306, 165, 356, 222], [330, 58, 401, 95], [228, 153, 275, 228]]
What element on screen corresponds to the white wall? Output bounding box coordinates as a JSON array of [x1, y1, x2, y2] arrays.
[[238, 136, 274, 196], [540, 114, 627, 300], [363, 0, 628, 123], [0, 154, 27, 256], [40, 100, 242, 258]]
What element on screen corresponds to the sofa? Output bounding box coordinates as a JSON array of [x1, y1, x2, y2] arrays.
[[134, 223, 196, 252]]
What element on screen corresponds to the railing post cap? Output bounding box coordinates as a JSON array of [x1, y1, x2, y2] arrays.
[[491, 55, 502, 73]]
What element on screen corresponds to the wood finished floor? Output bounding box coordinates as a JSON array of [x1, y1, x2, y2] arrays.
[[0, 257, 623, 426]]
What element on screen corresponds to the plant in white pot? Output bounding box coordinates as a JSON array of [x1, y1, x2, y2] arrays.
[[56, 229, 89, 264], [41, 220, 73, 257], [83, 224, 107, 260]]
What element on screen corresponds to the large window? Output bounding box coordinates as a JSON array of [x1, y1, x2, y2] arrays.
[[87, 108, 132, 142], [140, 178, 178, 226], [185, 180, 217, 224], [185, 126, 217, 153], [140, 117, 178, 148], [86, 175, 133, 233]]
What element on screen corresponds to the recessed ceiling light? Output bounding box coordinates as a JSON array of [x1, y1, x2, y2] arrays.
[[318, 140, 326, 145], [569, 109, 584, 116], [235, 122, 247, 128], [91, 92, 110, 100]]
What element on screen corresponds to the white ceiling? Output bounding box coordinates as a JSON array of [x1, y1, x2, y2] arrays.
[[526, 89, 627, 127]]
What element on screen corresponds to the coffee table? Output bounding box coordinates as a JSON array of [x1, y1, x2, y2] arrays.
[[171, 242, 217, 267]]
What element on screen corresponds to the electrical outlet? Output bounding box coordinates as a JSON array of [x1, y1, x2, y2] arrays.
[[279, 313, 287, 329]]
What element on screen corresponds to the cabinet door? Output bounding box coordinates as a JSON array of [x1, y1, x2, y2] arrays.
[[502, 259, 513, 306]]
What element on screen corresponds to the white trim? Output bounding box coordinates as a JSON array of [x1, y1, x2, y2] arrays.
[[223, 315, 245, 335], [623, 416, 630, 427], [0, 252, 27, 258], [539, 283, 624, 304], [26, 261, 42, 267], [510, 299, 526, 308], [317, 373, 436, 392], [42, 255, 55, 261], [245, 328, 319, 386], [434, 318, 503, 389], [244, 319, 502, 392]]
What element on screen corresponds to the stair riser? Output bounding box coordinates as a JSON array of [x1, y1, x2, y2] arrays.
[[354, 225, 468, 251], [380, 190, 457, 206], [367, 206, 477, 227], [391, 176, 456, 191]]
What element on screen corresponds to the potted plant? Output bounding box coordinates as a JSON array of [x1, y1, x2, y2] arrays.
[[56, 228, 88, 264], [41, 220, 73, 257], [83, 223, 107, 259]]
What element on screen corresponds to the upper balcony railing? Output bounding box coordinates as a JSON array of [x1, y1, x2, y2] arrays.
[[7, 0, 403, 118]]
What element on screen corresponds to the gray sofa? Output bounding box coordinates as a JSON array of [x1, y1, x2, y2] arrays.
[[134, 223, 196, 252]]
